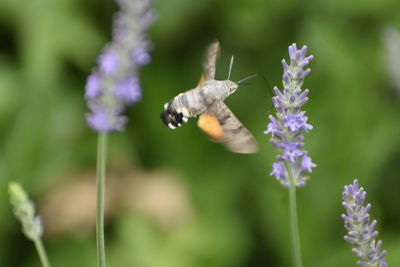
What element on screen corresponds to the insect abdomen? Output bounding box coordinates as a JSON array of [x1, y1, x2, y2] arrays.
[[170, 81, 230, 117], [170, 90, 207, 117]]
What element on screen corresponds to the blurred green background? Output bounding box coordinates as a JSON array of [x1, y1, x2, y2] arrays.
[[1, 0, 400, 266]]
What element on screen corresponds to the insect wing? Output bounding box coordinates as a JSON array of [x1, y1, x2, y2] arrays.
[[197, 41, 223, 142], [197, 113, 224, 140], [202, 40, 220, 80], [198, 102, 259, 154]]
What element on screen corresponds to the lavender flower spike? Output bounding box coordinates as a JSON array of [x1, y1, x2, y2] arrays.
[[85, 0, 155, 132], [264, 43, 316, 187], [342, 179, 387, 267], [9, 182, 43, 241]]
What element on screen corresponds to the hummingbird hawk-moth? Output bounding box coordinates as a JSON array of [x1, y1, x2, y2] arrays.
[[160, 41, 259, 154]]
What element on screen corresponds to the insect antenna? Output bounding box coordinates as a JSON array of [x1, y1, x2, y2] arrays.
[[227, 56, 234, 80], [239, 82, 253, 86], [237, 74, 258, 85]]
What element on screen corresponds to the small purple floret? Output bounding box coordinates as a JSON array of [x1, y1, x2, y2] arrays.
[[114, 77, 142, 103], [281, 141, 304, 163], [132, 47, 151, 66], [85, 74, 102, 100], [342, 179, 387, 267], [300, 155, 316, 173], [264, 115, 281, 137], [99, 50, 118, 75], [270, 162, 289, 187]]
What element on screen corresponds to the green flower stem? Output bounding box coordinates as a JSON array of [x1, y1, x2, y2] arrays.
[[289, 184, 302, 267], [285, 163, 303, 267], [33, 238, 51, 267], [96, 133, 108, 267]]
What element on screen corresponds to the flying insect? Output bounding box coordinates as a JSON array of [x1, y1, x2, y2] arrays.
[[160, 41, 258, 153]]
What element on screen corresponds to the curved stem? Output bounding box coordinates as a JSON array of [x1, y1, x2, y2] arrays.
[[34, 238, 51, 267], [289, 184, 303, 267], [96, 133, 108, 267]]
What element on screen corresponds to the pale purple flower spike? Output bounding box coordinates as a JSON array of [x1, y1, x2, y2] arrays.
[[264, 43, 316, 187], [85, 0, 155, 133], [342, 179, 387, 267]]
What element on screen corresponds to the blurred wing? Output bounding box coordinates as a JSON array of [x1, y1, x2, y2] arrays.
[[202, 40, 220, 80], [198, 102, 259, 154]]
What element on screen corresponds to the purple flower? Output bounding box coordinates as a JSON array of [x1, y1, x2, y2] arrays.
[[283, 112, 312, 132], [85, 0, 155, 133], [132, 46, 151, 66], [99, 50, 119, 75], [264, 115, 282, 137], [300, 155, 316, 173], [114, 77, 142, 103], [270, 162, 289, 188], [86, 109, 127, 133], [265, 43, 316, 187], [85, 74, 102, 100], [281, 141, 304, 163], [342, 179, 387, 267]]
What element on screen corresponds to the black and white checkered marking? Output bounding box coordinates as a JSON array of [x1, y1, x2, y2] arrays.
[[161, 102, 189, 129]]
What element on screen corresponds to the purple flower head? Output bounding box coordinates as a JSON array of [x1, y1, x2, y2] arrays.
[[85, 0, 155, 133], [265, 43, 315, 187], [342, 179, 387, 267]]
